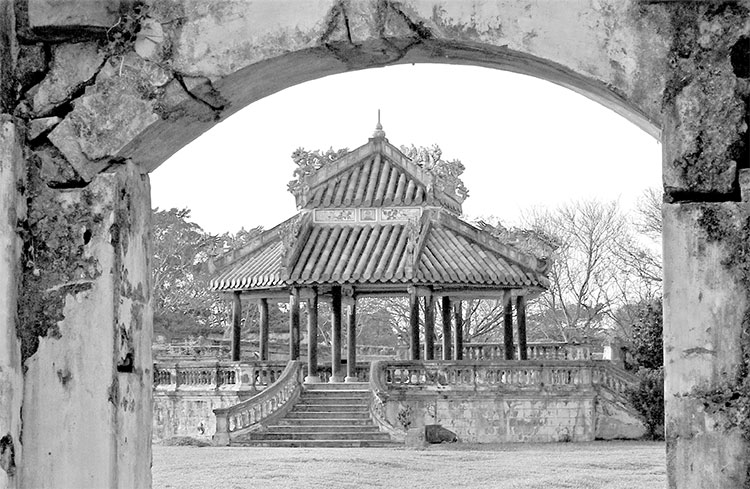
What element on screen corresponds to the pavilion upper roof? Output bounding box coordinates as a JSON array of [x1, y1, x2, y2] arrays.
[[292, 130, 464, 215]]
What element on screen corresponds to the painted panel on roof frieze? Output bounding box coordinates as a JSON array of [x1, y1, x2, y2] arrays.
[[314, 209, 356, 222], [360, 208, 377, 221], [381, 207, 421, 222]]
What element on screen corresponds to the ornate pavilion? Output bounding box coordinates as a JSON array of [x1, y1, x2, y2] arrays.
[[209, 121, 550, 383]]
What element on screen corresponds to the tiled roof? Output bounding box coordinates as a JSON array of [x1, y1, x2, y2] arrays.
[[307, 154, 429, 209], [210, 211, 549, 292], [211, 240, 284, 290], [297, 139, 463, 214]]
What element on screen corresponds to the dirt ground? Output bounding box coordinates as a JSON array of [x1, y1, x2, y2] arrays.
[[152, 440, 666, 489]]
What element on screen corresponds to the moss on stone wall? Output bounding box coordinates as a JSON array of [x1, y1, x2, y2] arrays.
[[16, 161, 109, 364]]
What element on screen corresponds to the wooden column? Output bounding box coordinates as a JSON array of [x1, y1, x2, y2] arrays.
[[409, 289, 420, 360], [453, 300, 463, 360], [503, 292, 514, 360], [441, 296, 452, 360], [330, 286, 343, 382], [258, 298, 269, 361], [230, 291, 242, 361], [345, 300, 357, 382], [305, 291, 320, 382], [424, 293, 435, 360], [517, 295, 528, 360], [289, 287, 300, 361]]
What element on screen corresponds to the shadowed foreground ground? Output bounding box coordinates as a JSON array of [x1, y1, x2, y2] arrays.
[[153, 440, 665, 489]]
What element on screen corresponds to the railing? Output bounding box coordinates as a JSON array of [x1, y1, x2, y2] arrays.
[[373, 360, 599, 392], [314, 363, 371, 383], [368, 360, 407, 441], [462, 342, 595, 361], [213, 360, 304, 445], [153, 361, 288, 391], [593, 362, 639, 398]]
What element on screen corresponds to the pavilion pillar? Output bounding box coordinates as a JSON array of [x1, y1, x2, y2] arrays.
[[230, 291, 242, 361], [289, 287, 300, 361], [330, 286, 343, 382], [345, 300, 358, 382], [304, 291, 320, 383], [503, 291, 514, 360], [441, 296, 452, 360], [517, 295, 528, 360], [424, 292, 435, 360], [409, 288, 420, 360], [453, 300, 464, 360], [258, 298, 269, 361]]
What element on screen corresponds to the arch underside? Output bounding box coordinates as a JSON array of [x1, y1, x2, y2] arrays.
[[120, 39, 661, 174]]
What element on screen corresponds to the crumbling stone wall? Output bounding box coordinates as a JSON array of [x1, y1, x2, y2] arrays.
[[0, 0, 748, 488]]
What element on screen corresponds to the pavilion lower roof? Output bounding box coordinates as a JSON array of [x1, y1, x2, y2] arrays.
[[210, 216, 548, 292]]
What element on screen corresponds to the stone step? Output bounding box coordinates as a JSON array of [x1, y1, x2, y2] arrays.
[[275, 418, 374, 426], [239, 431, 391, 441], [295, 397, 369, 405], [303, 391, 370, 397], [285, 411, 370, 419], [304, 382, 369, 391], [292, 404, 369, 412], [267, 424, 381, 433], [231, 439, 399, 448]]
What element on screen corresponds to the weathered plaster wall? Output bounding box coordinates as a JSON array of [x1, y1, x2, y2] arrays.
[[384, 392, 614, 443], [0, 118, 25, 489], [663, 202, 750, 489], [153, 391, 243, 442], [19, 162, 152, 489]]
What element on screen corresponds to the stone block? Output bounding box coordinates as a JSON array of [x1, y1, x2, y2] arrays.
[[425, 424, 457, 444], [27, 116, 60, 141], [28, 42, 105, 116], [405, 427, 427, 448], [27, 0, 120, 30]]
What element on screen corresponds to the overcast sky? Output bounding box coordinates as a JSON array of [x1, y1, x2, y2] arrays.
[[150, 64, 661, 235]]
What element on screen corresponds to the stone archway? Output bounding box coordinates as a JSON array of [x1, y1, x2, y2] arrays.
[[0, 1, 748, 488]]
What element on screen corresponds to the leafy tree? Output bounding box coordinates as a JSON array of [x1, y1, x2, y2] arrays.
[[627, 367, 665, 440], [629, 298, 663, 370], [152, 208, 264, 340]]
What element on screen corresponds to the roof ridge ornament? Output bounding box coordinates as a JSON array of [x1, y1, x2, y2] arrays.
[[372, 109, 386, 139]]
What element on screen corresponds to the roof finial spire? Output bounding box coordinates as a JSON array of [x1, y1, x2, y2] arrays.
[[373, 109, 386, 139]]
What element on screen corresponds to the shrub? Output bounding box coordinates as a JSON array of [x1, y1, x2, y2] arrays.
[[627, 367, 664, 440]]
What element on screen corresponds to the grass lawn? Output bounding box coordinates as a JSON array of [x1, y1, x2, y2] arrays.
[[152, 440, 665, 489]]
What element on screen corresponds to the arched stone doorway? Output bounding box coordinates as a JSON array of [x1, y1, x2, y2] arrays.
[[0, 2, 748, 488]]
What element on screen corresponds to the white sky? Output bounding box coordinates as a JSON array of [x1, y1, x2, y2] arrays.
[[151, 64, 661, 235]]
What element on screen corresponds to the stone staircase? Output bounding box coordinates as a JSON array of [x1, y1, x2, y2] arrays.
[[232, 382, 396, 447]]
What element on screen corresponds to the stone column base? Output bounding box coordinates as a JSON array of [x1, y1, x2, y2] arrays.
[[329, 375, 344, 383], [304, 375, 321, 384], [344, 376, 358, 383]]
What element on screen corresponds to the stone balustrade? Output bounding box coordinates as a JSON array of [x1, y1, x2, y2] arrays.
[[461, 342, 595, 361], [213, 361, 304, 445], [375, 360, 597, 391], [315, 362, 370, 383], [153, 360, 288, 391]]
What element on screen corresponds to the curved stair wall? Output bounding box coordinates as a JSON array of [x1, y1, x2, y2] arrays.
[[213, 360, 304, 446]]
